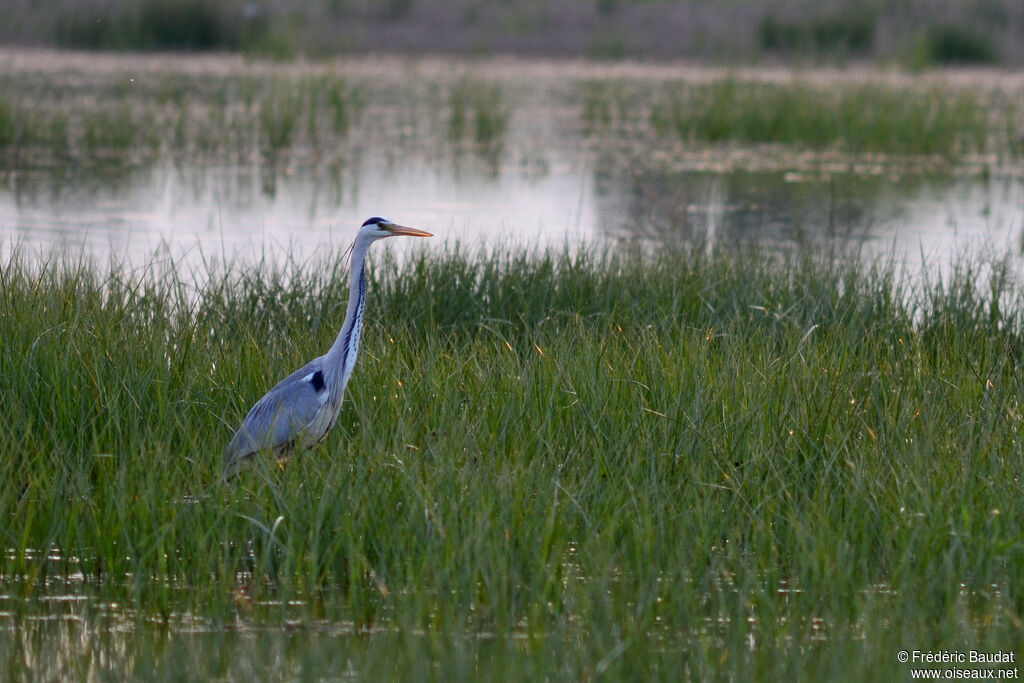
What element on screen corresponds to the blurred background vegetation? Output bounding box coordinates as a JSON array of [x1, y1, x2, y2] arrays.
[[2, 0, 1022, 67]]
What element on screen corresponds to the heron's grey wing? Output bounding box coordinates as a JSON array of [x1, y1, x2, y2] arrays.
[[223, 358, 328, 475]]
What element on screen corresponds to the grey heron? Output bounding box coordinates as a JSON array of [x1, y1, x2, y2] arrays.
[[222, 216, 433, 480]]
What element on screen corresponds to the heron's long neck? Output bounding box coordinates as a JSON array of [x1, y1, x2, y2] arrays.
[[326, 237, 371, 388]]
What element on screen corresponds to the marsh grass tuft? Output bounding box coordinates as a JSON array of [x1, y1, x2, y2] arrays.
[[0, 61, 1019, 173], [1, 241, 1023, 678], [259, 80, 301, 154], [652, 78, 993, 156], [0, 69, 366, 166], [448, 79, 509, 148]]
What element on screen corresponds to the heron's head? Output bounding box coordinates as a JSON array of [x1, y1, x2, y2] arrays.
[[360, 216, 433, 241]]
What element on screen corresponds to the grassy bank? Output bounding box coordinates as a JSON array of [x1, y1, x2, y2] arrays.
[[1, 242, 1023, 678], [2, 54, 1022, 170], [649, 79, 995, 157]]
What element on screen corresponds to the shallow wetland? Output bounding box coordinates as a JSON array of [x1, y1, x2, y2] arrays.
[[2, 50, 1023, 273], [1, 50, 1024, 680]]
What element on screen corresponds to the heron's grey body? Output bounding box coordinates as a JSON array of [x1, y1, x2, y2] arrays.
[[222, 217, 430, 481]]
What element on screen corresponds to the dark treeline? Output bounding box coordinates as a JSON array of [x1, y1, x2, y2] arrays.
[[3, 0, 1023, 67]]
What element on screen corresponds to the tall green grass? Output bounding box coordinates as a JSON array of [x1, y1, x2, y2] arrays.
[[1, 242, 1022, 678], [3, 62, 1020, 170], [448, 79, 508, 149], [651, 79, 994, 157], [0, 70, 366, 164]]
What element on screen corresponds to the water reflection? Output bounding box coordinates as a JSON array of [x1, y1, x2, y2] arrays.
[[592, 157, 1023, 270], [1, 62, 1022, 277], [2, 149, 1021, 277]]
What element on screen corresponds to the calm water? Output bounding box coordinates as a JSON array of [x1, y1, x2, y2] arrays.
[[5, 156, 1021, 275], [1, 54, 1021, 276]]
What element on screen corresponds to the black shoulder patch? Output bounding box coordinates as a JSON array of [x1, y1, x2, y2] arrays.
[[309, 370, 326, 392]]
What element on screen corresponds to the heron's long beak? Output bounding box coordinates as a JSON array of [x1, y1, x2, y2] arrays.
[[389, 224, 433, 237]]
